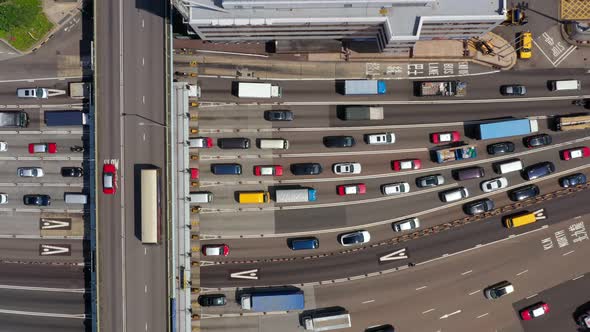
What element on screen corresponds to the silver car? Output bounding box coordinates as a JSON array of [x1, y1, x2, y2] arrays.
[[392, 217, 420, 232], [18, 167, 44, 178], [338, 230, 370, 247], [332, 162, 361, 175], [480, 177, 508, 193]]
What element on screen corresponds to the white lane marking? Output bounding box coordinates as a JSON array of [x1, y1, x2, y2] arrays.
[[0, 308, 85, 319], [526, 293, 538, 299], [461, 270, 473, 276], [142, 95, 145, 104], [145, 285, 148, 293], [422, 308, 435, 314], [563, 250, 575, 256], [141, 19, 144, 28], [145, 322, 148, 331], [440, 310, 461, 319], [142, 57, 145, 66], [0, 284, 84, 293], [553, 45, 577, 67], [575, 216, 582, 219], [573, 275, 585, 281], [477, 313, 489, 319], [230, 269, 259, 280], [468, 290, 480, 296], [118, 0, 127, 329], [145, 248, 147, 255], [0, 76, 83, 83], [517, 269, 528, 276], [362, 300, 375, 304], [415, 286, 427, 291]]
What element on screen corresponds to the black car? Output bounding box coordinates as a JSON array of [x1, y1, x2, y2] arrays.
[[23, 194, 51, 206], [508, 184, 540, 201], [463, 198, 495, 215], [365, 324, 395, 332], [264, 110, 293, 121], [61, 167, 84, 177], [290, 163, 323, 175], [323, 136, 355, 148], [487, 141, 515, 155], [523, 161, 555, 180], [500, 85, 527, 96], [559, 173, 587, 188], [197, 294, 226, 307], [416, 174, 445, 188], [524, 134, 552, 148]]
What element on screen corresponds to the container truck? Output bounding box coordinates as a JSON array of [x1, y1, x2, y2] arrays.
[[0, 111, 29, 128], [44, 111, 88, 126], [435, 145, 477, 163], [556, 115, 590, 131], [343, 80, 386, 95], [341, 106, 384, 120], [302, 313, 352, 331], [241, 290, 304, 312], [237, 82, 282, 98], [477, 119, 538, 140], [417, 81, 466, 97], [275, 188, 317, 203]]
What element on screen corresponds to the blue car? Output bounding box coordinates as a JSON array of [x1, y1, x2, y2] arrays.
[[559, 173, 587, 188]]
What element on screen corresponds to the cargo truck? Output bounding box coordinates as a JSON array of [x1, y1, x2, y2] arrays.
[[477, 119, 538, 140], [237, 82, 282, 98], [556, 115, 590, 131], [241, 290, 304, 312], [343, 80, 386, 95], [417, 81, 466, 97], [0, 111, 29, 128], [302, 313, 352, 331], [341, 106, 384, 120], [275, 188, 317, 203], [435, 145, 477, 163], [45, 111, 88, 126]]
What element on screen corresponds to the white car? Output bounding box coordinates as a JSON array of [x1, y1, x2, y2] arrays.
[[0, 193, 6, 204], [392, 217, 420, 232], [332, 162, 361, 175], [481, 177, 508, 193], [0, 141, 6, 152], [17, 88, 48, 99], [381, 182, 410, 196], [338, 230, 370, 246], [17, 167, 44, 178], [364, 132, 396, 145]]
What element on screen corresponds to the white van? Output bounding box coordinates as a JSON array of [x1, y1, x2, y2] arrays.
[[64, 193, 88, 204], [549, 79, 580, 91], [190, 191, 212, 203], [258, 138, 289, 149], [494, 159, 523, 174], [440, 187, 469, 202]]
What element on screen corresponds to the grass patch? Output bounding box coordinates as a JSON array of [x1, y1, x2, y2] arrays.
[[0, 0, 54, 51]]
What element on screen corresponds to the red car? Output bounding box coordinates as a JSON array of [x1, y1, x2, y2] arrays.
[[190, 168, 199, 179], [254, 165, 283, 176], [102, 164, 117, 195], [430, 131, 460, 144], [337, 183, 366, 196], [562, 146, 590, 160], [392, 159, 421, 171], [520, 302, 549, 320], [201, 244, 229, 256], [28, 143, 57, 154]]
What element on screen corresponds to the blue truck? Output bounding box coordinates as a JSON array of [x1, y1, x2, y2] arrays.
[[477, 119, 538, 140], [241, 290, 304, 312], [343, 80, 386, 95], [44, 111, 88, 126]]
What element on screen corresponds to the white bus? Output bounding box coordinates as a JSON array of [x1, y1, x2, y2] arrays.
[[141, 169, 161, 244]]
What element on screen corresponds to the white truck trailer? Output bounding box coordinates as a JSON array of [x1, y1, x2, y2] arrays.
[[237, 82, 282, 98], [303, 313, 352, 331]]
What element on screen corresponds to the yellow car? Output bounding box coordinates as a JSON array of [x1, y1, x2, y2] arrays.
[[519, 31, 532, 59]]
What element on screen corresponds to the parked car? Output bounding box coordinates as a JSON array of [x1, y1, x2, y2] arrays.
[[487, 141, 515, 155], [484, 281, 514, 299], [381, 182, 410, 196], [430, 131, 460, 144], [23, 194, 50, 206], [523, 161, 555, 180], [264, 110, 293, 121], [61, 167, 84, 177], [520, 302, 549, 320], [290, 163, 322, 175], [17, 167, 44, 178], [197, 294, 227, 307], [509, 184, 540, 201], [17, 87, 48, 99], [524, 134, 552, 148], [559, 173, 587, 188], [188, 137, 213, 148], [519, 31, 532, 59], [392, 217, 420, 232], [332, 162, 361, 175], [364, 132, 396, 145], [103, 163, 117, 195], [323, 135, 355, 148], [0, 193, 6, 204], [28, 143, 57, 154], [500, 85, 527, 96], [201, 244, 229, 256], [415, 174, 444, 188], [463, 198, 494, 215], [0, 141, 6, 152], [561, 146, 590, 160], [338, 230, 370, 246], [337, 183, 366, 196], [481, 177, 508, 192], [392, 159, 421, 171], [254, 165, 283, 176]]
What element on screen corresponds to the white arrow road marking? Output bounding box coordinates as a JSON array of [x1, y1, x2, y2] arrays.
[[379, 248, 408, 262], [40, 218, 71, 230], [230, 269, 259, 280], [440, 310, 461, 319], [39, 244, 70, 256]]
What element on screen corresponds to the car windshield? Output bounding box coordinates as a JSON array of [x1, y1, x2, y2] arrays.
[[343, 233, 362, 244]]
